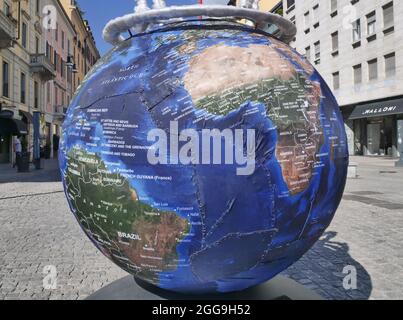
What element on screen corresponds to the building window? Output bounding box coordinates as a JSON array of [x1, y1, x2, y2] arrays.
[[353, 64, 362, 85], [366, 11, 376, 37], [304, 11, 310, 32], [332, 72, 340, 90], [313, 4, 319, 27], [22, 22, 27, 49], [34, 81, 39, 108], [4, 2, 11, 17], [47, 82, 50, 103], [385, 53, 396, 78], [2, 61, 9, 98], [54, 86, 58, 105], [20, 72, 26, 104], [368, 59, 378, 80], [61, 59, 64, 78], [330, 0, 338, 16], [36, 0, 40, 15], [314, 41, 320, 64], [287, 0, 295, 13], [383, 2, 394, 33], [55, 23, 58, 41], [62, 30, 65, 50], [67, 65, 72, 83], [352, 19, 361, 43], [331, 31, 339, 55], [54, 51, 58, 71], [305, 46, 311, 61]]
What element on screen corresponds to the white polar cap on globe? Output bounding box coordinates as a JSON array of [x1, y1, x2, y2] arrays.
[[202, 0, 232, 5], [134, 0, 261, 11], [104, 3, 296, 46]]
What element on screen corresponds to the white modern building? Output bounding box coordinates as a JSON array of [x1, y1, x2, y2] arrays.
[[282, 0, 403, 158]]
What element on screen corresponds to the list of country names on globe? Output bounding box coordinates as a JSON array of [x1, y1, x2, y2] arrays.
[[88, 107, 139, 157], [74, 106, 174, 184]]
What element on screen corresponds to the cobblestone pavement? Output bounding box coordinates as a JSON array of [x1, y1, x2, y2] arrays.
[[0, 157, 402, 300]]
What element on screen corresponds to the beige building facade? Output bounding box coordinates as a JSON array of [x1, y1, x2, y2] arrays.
[[0, 0, 52, 164], [0, 0, 99, 164], [60, 0, 99, 92], [42, 0, 76, 158]]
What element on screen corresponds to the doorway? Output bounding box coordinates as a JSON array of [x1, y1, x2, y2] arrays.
[[367, 122, 381, 155], [366, 117, 395, 156], [0, 134, 11, 163]]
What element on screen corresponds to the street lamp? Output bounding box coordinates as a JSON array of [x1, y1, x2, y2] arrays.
[[66, 55, 74, 68]]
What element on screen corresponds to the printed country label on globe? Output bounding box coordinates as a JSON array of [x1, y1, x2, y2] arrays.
[[60, 19, 348, 293]]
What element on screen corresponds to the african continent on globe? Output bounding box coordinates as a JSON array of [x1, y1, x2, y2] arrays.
[[60, 20, 348, 293]]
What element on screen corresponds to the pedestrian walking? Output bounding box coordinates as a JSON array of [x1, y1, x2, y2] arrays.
[[13, 136, 22, 168]]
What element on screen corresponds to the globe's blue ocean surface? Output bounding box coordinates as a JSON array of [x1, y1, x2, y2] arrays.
[[59, 20, 349, 293]]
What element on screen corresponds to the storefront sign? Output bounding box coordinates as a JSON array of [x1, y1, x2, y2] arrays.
[[348, 98, 403, 120]]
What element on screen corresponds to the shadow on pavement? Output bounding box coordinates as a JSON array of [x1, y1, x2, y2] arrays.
[[284, 231, 372, 300], [0, 160, 61, 184]]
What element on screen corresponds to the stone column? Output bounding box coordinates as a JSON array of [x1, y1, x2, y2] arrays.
[[396, 119, 403, 167]]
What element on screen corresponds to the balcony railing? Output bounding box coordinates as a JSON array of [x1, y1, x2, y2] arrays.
[[30, 54, 56, 81], [53, 106, 68, 119], [0, 10, 17, 49]]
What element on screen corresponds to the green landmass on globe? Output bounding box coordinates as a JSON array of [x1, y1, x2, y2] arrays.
[[65, 147, 190, 283]]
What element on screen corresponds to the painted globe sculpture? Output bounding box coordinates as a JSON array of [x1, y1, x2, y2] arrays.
[[60, 7, 348, 294]]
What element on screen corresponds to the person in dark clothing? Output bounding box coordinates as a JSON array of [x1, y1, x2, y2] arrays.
[[53, 134, 60, 157]]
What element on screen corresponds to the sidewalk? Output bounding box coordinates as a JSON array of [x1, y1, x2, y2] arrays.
[[347, 156, 403, 206], [350, 155, 403, 168], [0, 158, 61, 184]]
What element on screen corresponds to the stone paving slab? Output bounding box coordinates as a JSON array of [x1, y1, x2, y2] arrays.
[[0, 157, 402, 300]]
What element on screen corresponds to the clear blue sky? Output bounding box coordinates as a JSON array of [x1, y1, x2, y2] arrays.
[[78, 0, 197, 55]]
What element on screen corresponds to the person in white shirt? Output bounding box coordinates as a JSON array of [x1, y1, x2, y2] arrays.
[[13, 136, 22, 168]]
